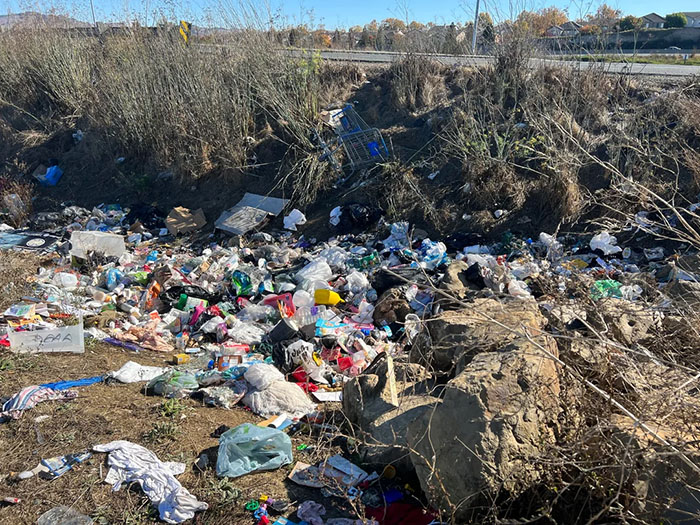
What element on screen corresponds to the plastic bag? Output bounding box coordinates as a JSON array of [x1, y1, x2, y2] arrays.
[[507, 279, 532, 299], [216, 423, 293, 478], [242, 380, 316, 418], [283, 209, 307, 231], [296, 259, 333, 284], [226, 317, 266, 344], [37, 506, 92, 525], [202, 381, 247, 409], [319, 246, 350, 269], [345, 271, 370, 295], [244, 363, 285, 390], [590, 232, 622, 256], [147, 371, 199, 398], [591, 279, 623, 300]]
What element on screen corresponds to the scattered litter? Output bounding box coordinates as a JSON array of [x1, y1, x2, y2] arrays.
[[1, 386, 77, 421], [590, 231, 622, 256], [297, 500, 326, 525]]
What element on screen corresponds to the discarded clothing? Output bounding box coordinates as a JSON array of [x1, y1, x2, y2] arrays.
[[103, 337, 145, 352], [1, 386, 77, 421], [297, 500, 326, 525], [93, 440, 208, 524], [114, 319, 172, 352]]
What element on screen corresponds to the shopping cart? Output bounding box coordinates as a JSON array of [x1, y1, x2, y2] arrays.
[[317, 104, 389, 173]]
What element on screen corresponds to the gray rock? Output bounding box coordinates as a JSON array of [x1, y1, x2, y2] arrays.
[[423, 298, 548, 372], [407, 338, 561, 520], [342, 361, 437, 470]]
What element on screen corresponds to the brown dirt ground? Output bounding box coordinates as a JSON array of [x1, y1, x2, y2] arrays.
[[0, 256, 358, 525]]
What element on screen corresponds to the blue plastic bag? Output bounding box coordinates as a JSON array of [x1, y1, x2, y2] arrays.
[[216, 423, 293, 478], [40, 166, 63, 186]]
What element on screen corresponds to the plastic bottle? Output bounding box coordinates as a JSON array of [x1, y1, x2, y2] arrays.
[[118, 301, 140, 317], [293, 305, 327, 327], [231, 270, 252, 296]]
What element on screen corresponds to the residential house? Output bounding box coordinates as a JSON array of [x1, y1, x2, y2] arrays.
[[560, 21, 581, 36], [641, 13, 665, 29], [682, 12, 700, 27], [546, 21, 581, 37], [546, 24, 563, 36]]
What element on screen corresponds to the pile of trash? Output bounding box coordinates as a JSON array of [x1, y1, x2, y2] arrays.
[[2, 194, 698, 523]]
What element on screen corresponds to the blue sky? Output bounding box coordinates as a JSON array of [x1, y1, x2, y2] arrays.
[[4, 0, 699, 28]]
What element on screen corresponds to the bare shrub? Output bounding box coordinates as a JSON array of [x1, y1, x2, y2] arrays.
[[388, 55, 447, 113], [0, 177, 35, 228]]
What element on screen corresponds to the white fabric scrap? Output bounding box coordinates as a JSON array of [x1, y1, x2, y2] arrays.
[[94, 440, 207, 524], [108, 361, 168, 384]]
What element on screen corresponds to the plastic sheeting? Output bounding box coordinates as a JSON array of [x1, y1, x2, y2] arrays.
[[216, 423, 293, 478]]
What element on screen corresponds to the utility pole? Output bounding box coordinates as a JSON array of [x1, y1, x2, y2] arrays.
[[471, 0, 480, 54], [89, 0, 97, 29]]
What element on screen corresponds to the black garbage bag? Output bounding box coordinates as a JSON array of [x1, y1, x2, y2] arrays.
[[271, 342, 295, 374], [125, 203, 166, 230], [371, 267, 432, 296], [334, 204, 383, 234], [160, 285, 221, 309], [444, 232, 485, 252]]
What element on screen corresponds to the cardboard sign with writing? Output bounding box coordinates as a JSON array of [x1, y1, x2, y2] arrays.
[[9, 321, 85, 354]]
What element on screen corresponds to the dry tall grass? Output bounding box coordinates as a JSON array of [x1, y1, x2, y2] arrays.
[[0, 20, 366, 203]]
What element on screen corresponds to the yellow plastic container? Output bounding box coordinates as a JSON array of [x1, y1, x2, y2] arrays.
[[314, 289, 344, 306]]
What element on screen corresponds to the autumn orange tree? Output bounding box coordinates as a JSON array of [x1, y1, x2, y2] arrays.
[[584, 4, 622, 31], [515, 7, 568, 36]]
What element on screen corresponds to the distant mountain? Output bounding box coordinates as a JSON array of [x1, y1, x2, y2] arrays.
[[0, 11, 91, 29]]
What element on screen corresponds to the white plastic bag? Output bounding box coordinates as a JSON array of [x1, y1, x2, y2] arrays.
[[283, 209, 307, 231], [242, 380, 316, 418], [244, 363, 284, 390], [108, 361, 168, 383], [590, 232, 622, 256], [345, 271, 370, 295], [296, 259, 333, 283]]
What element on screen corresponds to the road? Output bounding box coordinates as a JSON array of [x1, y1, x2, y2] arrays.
[[303, 48, 700, 77]]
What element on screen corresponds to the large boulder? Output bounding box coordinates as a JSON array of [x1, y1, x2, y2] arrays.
[[664, 279, 700, 311], [592, 299, 662, 346], [342, 361, 437, 470], [407, 337, 561, 520], [421, 298, 548, 372]]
